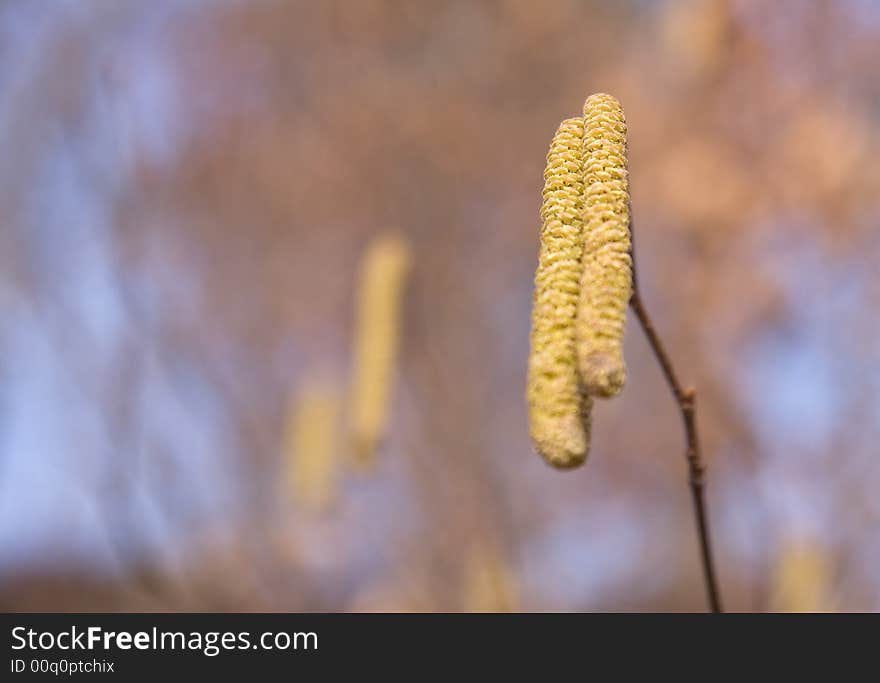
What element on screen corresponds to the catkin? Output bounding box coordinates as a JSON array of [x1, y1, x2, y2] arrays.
[[527, 117, 593, 469], [349, 233, 411, 467], [283, 380, 341, 512], [771, 536, 832, 613], [576, 93, 632, 398]]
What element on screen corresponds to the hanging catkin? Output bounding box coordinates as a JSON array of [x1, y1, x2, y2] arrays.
[[527, 117, 593, 469], [576, 93, 632, 398], [349, 233, 411, 467], [283, 379, 341, 512]]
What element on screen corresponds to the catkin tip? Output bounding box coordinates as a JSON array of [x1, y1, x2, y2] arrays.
[[283, 379, 341, 512]]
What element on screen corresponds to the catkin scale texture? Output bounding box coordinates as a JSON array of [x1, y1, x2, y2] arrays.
[[576, 94, 632, 398], [349, 233, 411, 467], [527, 118, 593, 469]]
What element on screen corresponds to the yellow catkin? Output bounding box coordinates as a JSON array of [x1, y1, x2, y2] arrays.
[[661, 0, 733, 81], [283, 380, 341, 512], [771, 536, 833, 613], [577, 93, 632, 398], [349, 233, 411, 467], [463, 543, 519, 613], [527, 117, 593, 469]]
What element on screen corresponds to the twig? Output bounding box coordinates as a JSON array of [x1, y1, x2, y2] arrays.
[[628, 222, 724, 613]]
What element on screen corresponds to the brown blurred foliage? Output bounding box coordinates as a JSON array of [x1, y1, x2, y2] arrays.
[[0, 0, 878, 612]]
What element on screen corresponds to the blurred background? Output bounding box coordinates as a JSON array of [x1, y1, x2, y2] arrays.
[[1, 0, 878, 612]]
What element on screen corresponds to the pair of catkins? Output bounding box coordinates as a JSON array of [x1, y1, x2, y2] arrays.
[[527, 93, 632, 469]]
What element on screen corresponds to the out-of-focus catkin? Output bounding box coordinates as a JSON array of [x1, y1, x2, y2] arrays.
[[527, 117, 593, 469], [577, 93, 632, 398], [771, 536, 833, 613], [349, 233, 411, 467], [283, 380, 341, 512]]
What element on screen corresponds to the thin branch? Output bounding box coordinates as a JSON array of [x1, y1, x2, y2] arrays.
[[629, 222, 724, 613]]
